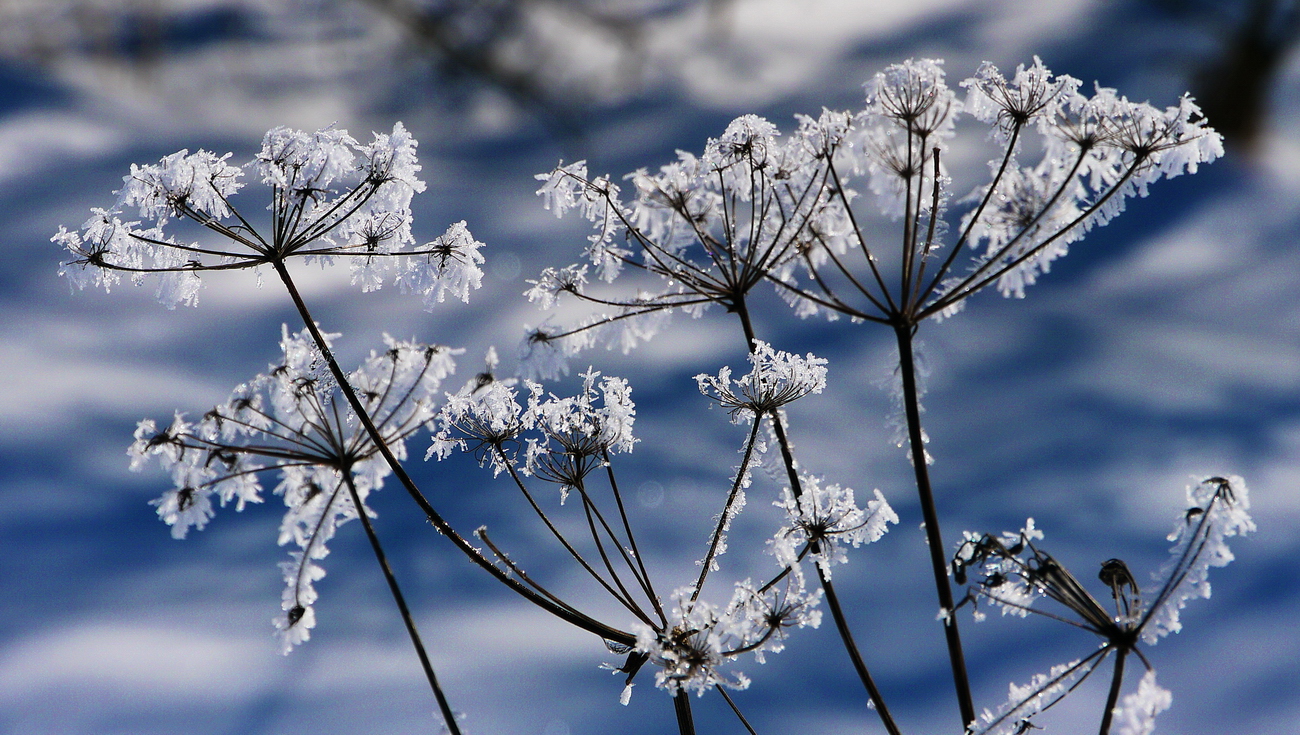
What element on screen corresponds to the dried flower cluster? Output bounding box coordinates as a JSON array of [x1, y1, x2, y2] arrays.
[[54, 56, 1244, 735], [953, 477, 1253, 735], [130, 326, 458, 651], [526, 58, 1223, 377], [55, 122, 483, 309]]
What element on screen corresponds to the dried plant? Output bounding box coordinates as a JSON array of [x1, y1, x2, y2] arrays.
[[54, 57, 1247, 735]]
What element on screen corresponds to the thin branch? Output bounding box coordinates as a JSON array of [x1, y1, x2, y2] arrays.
[[342, 473, 462, 735]]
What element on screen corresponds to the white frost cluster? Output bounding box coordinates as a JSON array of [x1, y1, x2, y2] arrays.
[[430, 368, 636, 494], [953, 519, 1047, 620], [132, 326, 458, 652], [770, 475, 898, 580], [1140, 475, 1254, 644], [527, 57, 1223, 357], [696, 341, 828, 422], [970, 659, 1089, 735], [632, 581, 822, 698], [1113, 670, 1172, 735], [56, 123, 484, 311]]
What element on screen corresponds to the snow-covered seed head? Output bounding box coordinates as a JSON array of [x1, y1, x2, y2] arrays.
[[56, 123, 482, 313], [864, 58, 958, 136], [770, 476, 898, 579], [696, 341, 828, 421], [962, 57, 1079, 137], [133, 326, 457, 651]]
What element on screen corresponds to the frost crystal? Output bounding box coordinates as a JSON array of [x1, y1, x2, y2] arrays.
[[696, 341, 828, 421], [56, 123, 482, 312], [771, 475, 898, 579], [633, 589, 750, 697], [970, 658, 1091, 735], [1141, 475, 1253, 644], [1113, 670, 1172, 735], [133, 326, 458, 652]]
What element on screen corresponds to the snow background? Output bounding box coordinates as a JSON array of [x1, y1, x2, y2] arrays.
[[2, 1, 1298, 733]]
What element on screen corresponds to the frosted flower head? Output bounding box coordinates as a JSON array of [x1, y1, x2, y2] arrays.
[[119, 149, 245, 224], [634, 590, 750, 697], [56, 123, 482, 312], [956, 478, 1251, 735], [428, 380, 527, 475], [521, 369, 637, 491], [704, 114, 782, 181], [517, 324, 580, 382], [133, 327, 457, 651], [771, 476, 897, 579], [527, 57, 1222, 361], [962, 57, 1080, 138], [724, 578, 823, 663], [696, 341, 828, 421], [953, 517, 1141, 634], [864, 58, 959, 137]]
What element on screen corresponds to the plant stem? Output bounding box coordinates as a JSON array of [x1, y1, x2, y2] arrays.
[[272, 259, 635, 646], [342, 473, 462, 735], [717, 688, 759, 735], [674, 690, 697, 735], [691, 418, 763, 603], [1098, 650, 1128, 735], [893, 324, 975, 730], [818, 564, 903, 735], [734, 300, 902, 734]]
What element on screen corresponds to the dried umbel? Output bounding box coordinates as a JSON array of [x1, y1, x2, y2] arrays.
[[525, 58, 1223, 376], [54, 123, 484, 309], [952, 476, 1253, 735], [696, 340, 828, 421], [131, 326, 459, 651]]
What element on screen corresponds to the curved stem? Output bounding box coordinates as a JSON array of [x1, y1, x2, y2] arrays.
[[271, 259, 635, 646], [819, 564, 902, 735], [894, 324, 975, 729], [342, 473, 462, 735], [1097, 649, 1128, 735]]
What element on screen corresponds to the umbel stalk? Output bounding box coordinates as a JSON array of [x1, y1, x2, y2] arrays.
[[342, 473, 462, 735], [737, 303, 902, 735], [895, 323, 976, 729]]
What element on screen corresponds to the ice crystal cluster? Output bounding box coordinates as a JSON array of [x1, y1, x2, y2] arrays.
[[130, 326, 459, 651], [955, 477, 1252, 735], [696, 340, 828, 422], [430, 368, 636, 490], [771, 477, 898, 581], [54, 122, 483, 309], [525, 57, 1223, 377]]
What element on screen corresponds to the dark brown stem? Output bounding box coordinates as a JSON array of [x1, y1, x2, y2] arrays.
[[734, 299, 903, 735], [894, 324, 975, 730], [342, 473, 462, 735], [819, 564, 903, 735], [271, 259, 635, 646], [717, 687, 758, 735], [1098, 650, 1128, 735], [691, 417, 764, 603], [674, 690, 697, 735]]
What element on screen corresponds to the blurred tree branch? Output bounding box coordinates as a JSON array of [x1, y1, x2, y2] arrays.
[[1153, 0, 1300, 154], [0, 0, 733, 135]]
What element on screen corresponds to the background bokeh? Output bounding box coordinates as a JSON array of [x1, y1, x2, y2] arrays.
[[2, 1, 1299, 733]]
